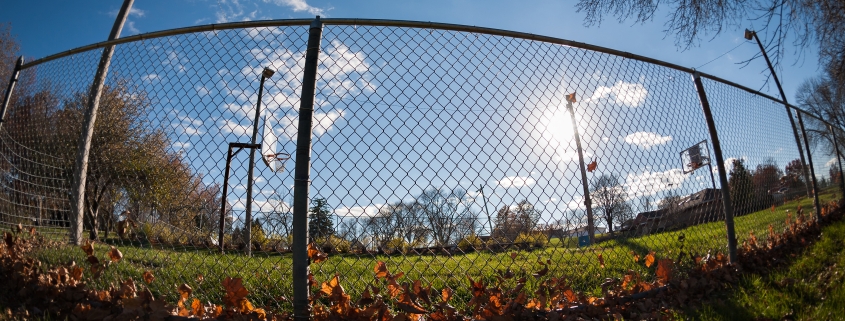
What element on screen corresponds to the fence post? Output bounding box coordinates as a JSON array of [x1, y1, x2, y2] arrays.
[[747, 30, 815, 200], [828, 124, 845, 202], [565, 95, 595, 244], [796, 111, 822, 220], [292, 16, 323, 320], [69, 0, 134, 245], [692, 72, 738, 263], [219, 145, 235, 253], [0, 56, 24, 130]]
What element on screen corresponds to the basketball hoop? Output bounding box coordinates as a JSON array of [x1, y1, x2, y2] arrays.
[[263, 152, 290, 173]]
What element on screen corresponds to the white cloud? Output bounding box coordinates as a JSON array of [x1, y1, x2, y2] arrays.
[[125, 21, 140, 35], [497, 176, 536, 188], [219, 119, 252, 136], [141, 74, 158, 82], [109, 7, 146, 17], [567, 196, 585, 210], [172, 142, 191, 150], [266, 0, 328, 15], [173, 113, 205, 136], [589, 80, 648, 107], [277, 110, 346, 140], [624, 131, 672, 149], [626, 169, 688, 198], [825, 157, 838, 168], [195, 85, 210, 97], [334, 204, 385, 217]]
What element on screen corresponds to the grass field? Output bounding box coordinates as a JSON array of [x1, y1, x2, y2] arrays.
[[29, 188, 841, 311], [674, 208, 845, 320]]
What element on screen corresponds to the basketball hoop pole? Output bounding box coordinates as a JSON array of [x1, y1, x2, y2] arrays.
[[243, 67, 274, 257]]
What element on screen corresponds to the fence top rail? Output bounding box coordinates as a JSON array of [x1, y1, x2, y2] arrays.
[[16, 17, 835, 130]]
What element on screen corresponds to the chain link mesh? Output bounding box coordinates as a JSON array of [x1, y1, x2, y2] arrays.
[[0, 21, 841, 311]]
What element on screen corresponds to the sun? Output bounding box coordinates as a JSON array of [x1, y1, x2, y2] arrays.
[[544, 108, 576, 144]]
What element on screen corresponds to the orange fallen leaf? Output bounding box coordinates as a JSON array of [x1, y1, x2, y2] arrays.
[[374, 261, 389, 279], [441, 287, 453, 303], [645, 251, 656, 268], [587, 160, 598, 172], [81, 241, 94, 257], [308, 242, 328, 263], [108, 246, 122, 262], [142, 270, 155, 284], [191, 298, 204, 317], [222, 277, 249, 308], [178, 283, 193, 301], [656, 259, 674, 283], [597, 253, 605, 268]]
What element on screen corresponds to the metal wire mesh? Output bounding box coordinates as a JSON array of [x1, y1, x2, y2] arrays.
[[0, 19, 841, 311]]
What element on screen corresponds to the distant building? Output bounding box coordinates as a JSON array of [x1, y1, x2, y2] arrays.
[[627, 188, 724, 235]]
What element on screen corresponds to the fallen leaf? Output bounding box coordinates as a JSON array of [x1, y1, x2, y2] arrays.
[[645, 251, 656, 268], [222, 277, 249, 308], [308, 242, 328, 263], [196, 274, 204, 284], [81, 241, 94, 257], [374, 261, 389, 279], [597, 253, 606, 268], [510, 252, 518, 260], [108, 246, 122, 262], [142, 270, 155, 284], [178, 283, 193, 301], [656, 259, 674, 283]]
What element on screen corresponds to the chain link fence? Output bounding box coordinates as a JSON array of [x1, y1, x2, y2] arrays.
[[1, 18, 843, 313]]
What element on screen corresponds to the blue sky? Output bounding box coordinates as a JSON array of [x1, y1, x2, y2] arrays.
[[0, 0, 821, 100], [0, 0, 832, 237]]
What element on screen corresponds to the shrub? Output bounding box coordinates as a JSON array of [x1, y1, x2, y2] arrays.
[[382, 237, 410, 254], [515, 232, 548, 248], [457, 234, 484, 252], [318, 235, 351, 253]]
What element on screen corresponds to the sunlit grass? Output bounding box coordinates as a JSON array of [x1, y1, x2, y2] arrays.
[[30, 188, 840, 311]]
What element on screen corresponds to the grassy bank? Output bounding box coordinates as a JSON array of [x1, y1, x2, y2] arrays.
[[29, 189, 840, 311], [673, 210, 845, 320]]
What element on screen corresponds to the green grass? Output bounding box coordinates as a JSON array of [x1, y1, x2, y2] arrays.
[[28, 188, 841, 311], [673, 207, 845, 320]]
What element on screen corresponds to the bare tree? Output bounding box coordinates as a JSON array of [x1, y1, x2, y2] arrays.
[[417, 188, 477, 247], [590, 174, 633, 234], [492, 200, 541, 242], [576, 0, 845, 89]]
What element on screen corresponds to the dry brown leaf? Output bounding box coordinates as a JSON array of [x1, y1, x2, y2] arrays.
[[142, 270, 155, 284], [196, 274, 204, 284], [178, 283, 193, 301], [587, 160, 598, 172], [374, 261, 389, 279], [597, 253, 606, 268], [510, 252, 518, 260], [645, 251, 656, 268], [81, 241, 94, 257], [222, 277, 249, 308], [108, 246, 122, 262], [308, 242, 328, 263], [656, 259, 674, 284], [441, 287, 453, 303], [191, 298, 204, 317]]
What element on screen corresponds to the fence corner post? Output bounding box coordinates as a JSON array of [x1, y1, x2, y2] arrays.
[[69, 0, 134, 245], [828, 124, 845, 204], [691, 72, 738, 263], [0, 56, 24, 131], [292, 15, 323, 321], [796, 112, 822, 220]]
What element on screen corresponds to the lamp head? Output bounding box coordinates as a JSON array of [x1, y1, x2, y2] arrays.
[[744, 29, 754, 40], [262, 67, 276, 79]]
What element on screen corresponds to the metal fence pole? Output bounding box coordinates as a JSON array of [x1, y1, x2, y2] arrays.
[[566, 96, 595, 244], [243, 68, 272, 257], [69, 0, 134, 245], [797, 111, 822, 219], [0, 56, 24, 130], [692, 72, 738, 263], [219, 145, 235, 253], [292, 16, 323, 320], [747, 30, 814, 199], [828, 124, 845, 202]]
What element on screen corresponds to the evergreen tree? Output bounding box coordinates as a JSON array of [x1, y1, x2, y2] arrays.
[[728, 159, 755, 215], [309, 198, 335, 242]]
